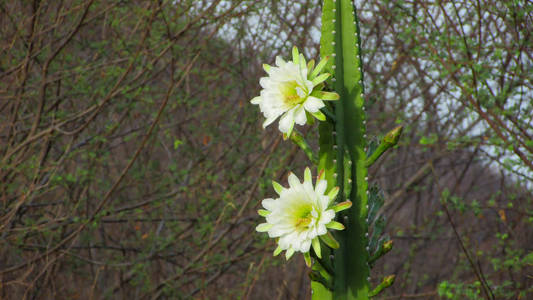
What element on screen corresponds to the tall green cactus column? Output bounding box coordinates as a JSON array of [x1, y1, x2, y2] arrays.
[[251, 0, 400, 298], [314, 0, 370, 299]]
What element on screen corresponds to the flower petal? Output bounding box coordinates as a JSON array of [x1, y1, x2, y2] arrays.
[[307, 59, 315, 73], [259, 77, 270, 89], [303, 96, 325, 113], [301, 239, 312, 253], [312, 91, 340, 101], [333, 200, 352, 212], [310, 110, 326, 121], [326, 221, 345, 230], [322, 209, 335, 223], [311, 73, 330, 86], [258, 209, 270, 217], [268, 225, 292, 237], [310, 56, 329, 79], [303, 252, 311, 266], [294, 105, 307, 125], [312, 237, 322, 258], [261, 198, 276, 210], [285, 247, 295, 260], [256, 223, 272, 232], [304, 167, 312, 184], [272, 180, 284, 195], [315, 179, 327, 196], [317, 225, 327, 236], [320, 232, 340, 249], [278, 111, 294, 133], [328, 186, 340, 201], [292, 46, 299, 64], [263, 64, 272, 74], [287, 173, 300, 188], [262, 115, 278, 128], [275, 56, 286, 67]]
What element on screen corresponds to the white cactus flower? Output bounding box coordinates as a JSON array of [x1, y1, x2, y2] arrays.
[[256, 167, 351, 265], [251, 47, 339, 137]]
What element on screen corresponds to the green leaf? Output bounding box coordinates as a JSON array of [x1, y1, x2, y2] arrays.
[[173, 139, 183, 150]]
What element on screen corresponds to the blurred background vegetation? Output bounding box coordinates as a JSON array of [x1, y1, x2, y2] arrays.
[[0, 0, 531, 299]]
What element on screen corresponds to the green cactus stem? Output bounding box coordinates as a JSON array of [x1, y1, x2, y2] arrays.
[[365, 125, 403, 167], [311, 1, 399, 299], [369, 275, 396, 297], [368, 240, 393, 266], [314, 0, 369, 299]]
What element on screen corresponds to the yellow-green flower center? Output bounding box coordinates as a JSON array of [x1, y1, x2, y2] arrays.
[[279, 80, 307, 107], [292, 203, 316, 231]]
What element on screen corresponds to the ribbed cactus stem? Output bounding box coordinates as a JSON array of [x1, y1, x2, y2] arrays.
[[314, 0, 369, 299], [334, 1, 369, 299]]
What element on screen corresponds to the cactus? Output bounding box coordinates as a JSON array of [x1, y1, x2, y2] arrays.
[[251, 1, 402, 299], [311, 1, 401, 299]]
